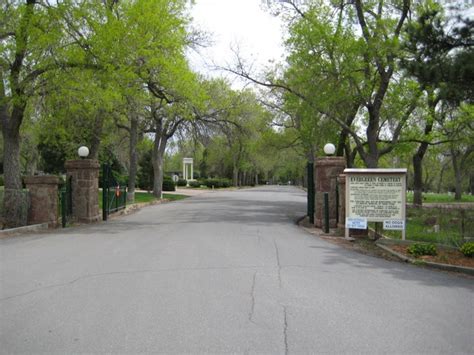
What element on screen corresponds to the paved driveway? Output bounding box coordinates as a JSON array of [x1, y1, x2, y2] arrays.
[[1, 186, 473, 354]]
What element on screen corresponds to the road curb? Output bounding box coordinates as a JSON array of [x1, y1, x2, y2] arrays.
[[107, 199, 169, 219], [376, 242, 474, 276], [0, 223, 49, 238]]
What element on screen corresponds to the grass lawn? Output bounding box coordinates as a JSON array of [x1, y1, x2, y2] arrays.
[[406, 191, 474, 203], [162, 193, 189, 201], [377, 207, 474, 247], [99, 191, 188, 209], [133, 191, 188, 202]]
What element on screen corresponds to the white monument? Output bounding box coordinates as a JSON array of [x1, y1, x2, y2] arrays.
[[182, 158, 194, 183]]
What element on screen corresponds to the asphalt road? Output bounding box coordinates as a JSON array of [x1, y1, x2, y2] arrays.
[[1, 186, 473, 354]]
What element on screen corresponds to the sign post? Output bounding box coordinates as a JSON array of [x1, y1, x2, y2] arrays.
[[344, 169, 407, 240]]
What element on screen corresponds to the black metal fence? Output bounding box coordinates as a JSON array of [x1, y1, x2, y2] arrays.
[[59, 176, 73, 228], [307, 163, 314, 224], [102, 164, 127, 221]]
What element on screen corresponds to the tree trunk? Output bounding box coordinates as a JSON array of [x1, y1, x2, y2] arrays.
[[336, 104, 359, 158], [437, 162, 447, 193], [152, 129, 167, 199], [255, 172, 258, 186], [412, 142, 429, 206], [3, 127, 22, 191], [451, 148, 462, 201], [2, 108, 27, 228], [364, 108, 380, 169], [364, 153, 379, 168], [470, 172, 474, 195], [127, 114, 138, 203], [89, 109, 105, 160], [232, 162, 239, 187]]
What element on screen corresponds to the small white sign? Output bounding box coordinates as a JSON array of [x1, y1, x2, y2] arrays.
[[383, 220, 405, 230], [346, 217, 368, 230]]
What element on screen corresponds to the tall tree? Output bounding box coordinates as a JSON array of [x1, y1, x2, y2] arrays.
[[231, 0, 416, 168], [0, 1, 97, 227], [402, 3, 474, 203]]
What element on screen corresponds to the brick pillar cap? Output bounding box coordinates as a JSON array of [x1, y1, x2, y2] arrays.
[[65, 159, 100, 170], [315, 156, 346, 167], [24, 175, 60, 185]]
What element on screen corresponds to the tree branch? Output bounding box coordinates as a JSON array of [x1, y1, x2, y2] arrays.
[[394, 0, 410, 38], [379, 96, 418, 156], [19, 62, 102, 90], [0, 32, 15, 41], [286, 0, 306, 19]]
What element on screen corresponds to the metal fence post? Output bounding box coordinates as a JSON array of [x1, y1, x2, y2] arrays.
[[67, 176, 72, 216], [324, 192, 329, 233], [335, 180, 339, 224], [102, 164, 108, 221], [61, 190, 66, 228], [307, 162, 315, 224]]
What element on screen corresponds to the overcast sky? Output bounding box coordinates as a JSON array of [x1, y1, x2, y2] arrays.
[[188, 0, 286, 84]]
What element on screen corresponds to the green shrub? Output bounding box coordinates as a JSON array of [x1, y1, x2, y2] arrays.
[[177, 179, 187, 187], [219, 178, 232, 188], [407, 243, 437, 257], [137, 150, 153, 191], [460, 242, 474, 258], [0, 175, 3, 186], [204, 178, 232, 188], [112, 171, 128, 186], [162, 176, 176, 191], [189, 181, 201, 188], [204, 178, 217, 188]]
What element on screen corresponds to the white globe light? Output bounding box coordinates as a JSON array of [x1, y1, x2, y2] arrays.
[[323, 143, 336, 156], [78, 146, 90, 158]]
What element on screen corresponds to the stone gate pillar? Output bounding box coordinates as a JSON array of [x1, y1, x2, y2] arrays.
[[314, 157, 346, 228], [24, 175, 59, 227], [65, 159, 100, 223]]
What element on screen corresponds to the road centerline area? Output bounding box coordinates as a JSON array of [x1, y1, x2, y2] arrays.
[[1, 186, 473, 354]]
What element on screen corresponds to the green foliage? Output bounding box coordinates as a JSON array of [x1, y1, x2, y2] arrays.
[[162, 176, 176, 192], [203, 178, 232, 188], [177, 179, 187, 187], [37, 136, 67, 174], [460, 242, 474, 258], [112, 172, 128, 187], [188, 181, 201, 188], [407, 243, 437, 257], [406, 191, 474, 203], [0, 175, 3, 186], [382, 207, 474, 247], [403, 5, 474, 104], [137, 150, 153, 191]]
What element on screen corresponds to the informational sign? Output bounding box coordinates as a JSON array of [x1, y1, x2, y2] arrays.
[[383, 220, 405, 230], [344, 168, 407, 239], [346, 217, 367, 230]]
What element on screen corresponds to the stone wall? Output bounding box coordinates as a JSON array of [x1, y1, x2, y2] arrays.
[[24, 176, 59, 227]]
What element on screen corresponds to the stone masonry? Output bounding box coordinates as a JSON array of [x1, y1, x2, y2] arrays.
[[314, 157, 345, 228], [24, 175, 59, 227], [65, 159, 100, 223]]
